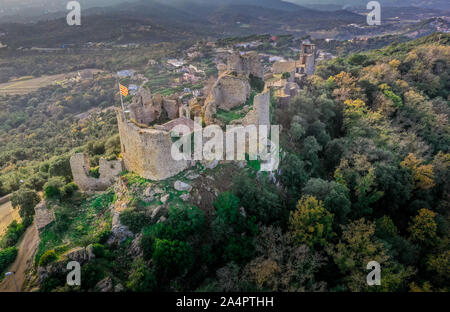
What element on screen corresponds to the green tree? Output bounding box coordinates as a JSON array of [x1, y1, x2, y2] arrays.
[[303, 178, 351, 224], [10, 187, 40, 218], [408, 208, 438, 247], [152, 239, 194, 277], [327, 219, 413, 291], [48, 156, 72, 180], [288, 196, 334, 249], [43, 177, 65, 199]]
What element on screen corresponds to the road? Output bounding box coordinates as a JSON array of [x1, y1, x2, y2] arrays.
[[0, 223, 39, 292]]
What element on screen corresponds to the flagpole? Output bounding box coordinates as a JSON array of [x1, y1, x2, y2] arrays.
[[118, 80, 126, 120]]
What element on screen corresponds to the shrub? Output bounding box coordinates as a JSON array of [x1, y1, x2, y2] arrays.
[[126, 258, 157, 291], [38, 249, 58, 267], [152, 239, 194, 277], [43, 177, 65, 199], [92, 243, 106, 258], [120, 209, 151, 234], [62, 182, 78, 197], [95, 229, 112, 244], [0, 247, 18, 274], [0, 218, 31, 248], [282, 72, 291, 79], [10, 187, 40, 218]]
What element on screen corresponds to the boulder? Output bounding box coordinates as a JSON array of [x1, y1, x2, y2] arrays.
[[107, 212, 133, 246], [174, 181, 192, 192], [95, 277, 113, 292], [114, 283, 124, 292], [160, 194, 170, 204]]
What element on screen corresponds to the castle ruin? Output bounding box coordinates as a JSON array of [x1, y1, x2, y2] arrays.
[[70, 153, 123, 192], [71, 51, 272, 186], [272, 41, 316, 80]]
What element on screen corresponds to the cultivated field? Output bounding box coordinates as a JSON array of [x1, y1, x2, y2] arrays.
[[0, 69, 103, 95]]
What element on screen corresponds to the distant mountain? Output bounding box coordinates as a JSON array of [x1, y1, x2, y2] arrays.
[[283, 0, 450, 11], [0, 0, 363, 47]]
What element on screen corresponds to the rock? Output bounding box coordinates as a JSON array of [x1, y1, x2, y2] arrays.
[[158, 216, 167, 223], [114, 283, 124, 292], [202, 159, 219, 170], [86, 244, 96, 261], [128, 234, 143, 258], [151, 206, 163, 219], [174, 181, 192, 192], [143, 186, 155, 198], [186, 172, 200, 180], [95, 277, 113, 292], [107, 212, 133, 246], [180, 193, 190, 202], [65, 247, 90, 263], [160, 194, 170, 203]]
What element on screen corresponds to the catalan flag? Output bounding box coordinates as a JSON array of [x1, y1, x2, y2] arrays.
[[119, 84, 128, 97]]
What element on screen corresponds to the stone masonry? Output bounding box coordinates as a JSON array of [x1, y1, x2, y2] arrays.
[[116, 111, 190, 181], [70, 153, 123, 192]]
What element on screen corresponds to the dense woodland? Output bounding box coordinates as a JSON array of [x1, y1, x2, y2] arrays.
[[1, 33, 449, 292]]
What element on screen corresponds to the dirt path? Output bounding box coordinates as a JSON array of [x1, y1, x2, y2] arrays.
[[0, 223, 39, 292], [0, 200, 20, 236]]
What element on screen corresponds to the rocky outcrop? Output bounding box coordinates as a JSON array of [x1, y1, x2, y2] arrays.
[[95, 277, 113, 292], [107, 211, 133, 246], [38, 245, 96, 285], [34, 201, 55, 231], [174, 181, 192, 192]]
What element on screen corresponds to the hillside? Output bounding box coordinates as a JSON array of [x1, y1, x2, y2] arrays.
[[0, 0, 363, 48], [2, 33, 445, 292]]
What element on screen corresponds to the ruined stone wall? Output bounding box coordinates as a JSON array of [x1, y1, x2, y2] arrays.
[[241, 89, 271, 127], [272, 61, 296, 74], [34, 201, 55, 231], [305, 54, 316, 76], [70, 153, 123, 192], [204, 74, 251, 118], [227, 52, 264, 79], [116, 111, 190, 181], [300, 43, 316, 76], [128, 88, 180, 125]]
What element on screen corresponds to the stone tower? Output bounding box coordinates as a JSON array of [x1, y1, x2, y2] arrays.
[[299, 41, 316, 76]]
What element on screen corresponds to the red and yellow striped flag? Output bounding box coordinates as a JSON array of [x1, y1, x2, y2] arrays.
[[119, 84, 128, 97]]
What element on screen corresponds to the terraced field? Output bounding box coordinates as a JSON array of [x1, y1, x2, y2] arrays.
[[0, 69, 103, 95]]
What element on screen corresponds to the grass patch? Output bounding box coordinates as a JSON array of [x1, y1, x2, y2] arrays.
[[35, 192, 115, 266]]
